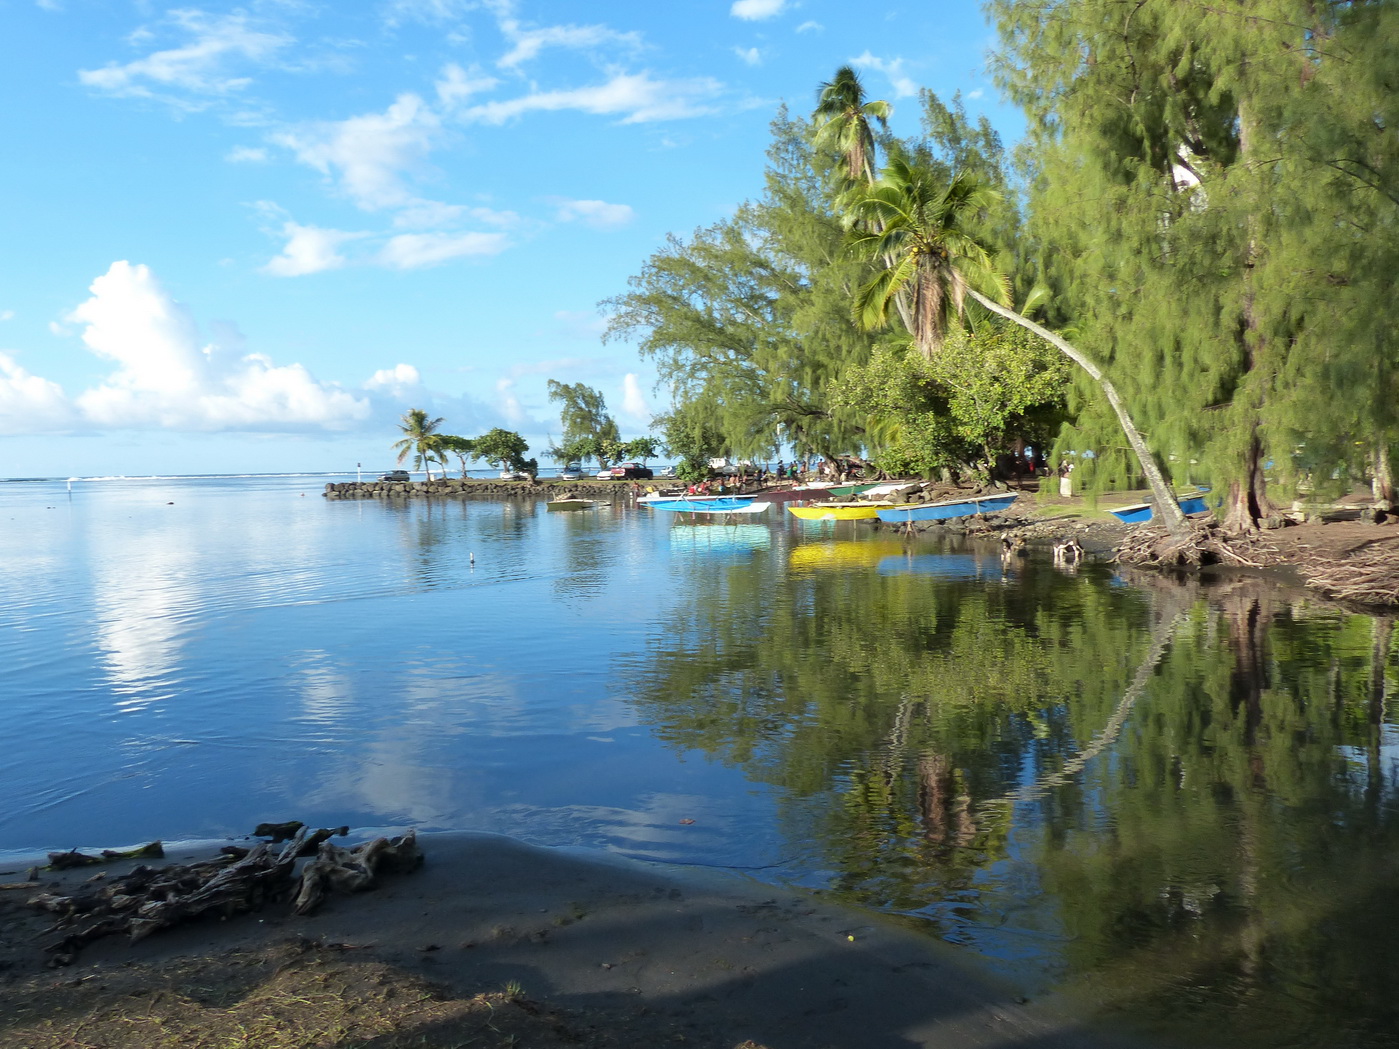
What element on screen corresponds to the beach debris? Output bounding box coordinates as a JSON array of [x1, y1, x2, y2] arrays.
[[26, 824, 422, 965], [45, 841, 165, 870]]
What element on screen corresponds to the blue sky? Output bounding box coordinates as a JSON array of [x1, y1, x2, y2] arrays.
[[0, 0, 1020, 477]]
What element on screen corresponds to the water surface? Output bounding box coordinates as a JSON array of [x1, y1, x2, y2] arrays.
[[2, 474, 1396, 1048]]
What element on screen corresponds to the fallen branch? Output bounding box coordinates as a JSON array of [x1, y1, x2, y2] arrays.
[[28, 824, 422, 965]]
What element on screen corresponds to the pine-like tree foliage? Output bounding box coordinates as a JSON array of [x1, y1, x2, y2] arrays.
[[603, 111, 881, 462], [988, 0, 1399, 526]]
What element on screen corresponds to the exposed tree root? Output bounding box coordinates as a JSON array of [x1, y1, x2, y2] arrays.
[[1115, 520, 1277, 568], [1301, 543, 1399, 606]]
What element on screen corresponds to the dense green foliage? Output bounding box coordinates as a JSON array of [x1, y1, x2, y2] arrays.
[[545, 380, 621, 468], [590, 6, 1396, 514], [988, 0, 1399, 523]]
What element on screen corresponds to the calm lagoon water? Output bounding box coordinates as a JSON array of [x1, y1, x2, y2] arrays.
[[3, 474, 1398, 1048]]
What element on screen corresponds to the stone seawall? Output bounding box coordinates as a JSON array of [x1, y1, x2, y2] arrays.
[[322, 478, 641, 500]]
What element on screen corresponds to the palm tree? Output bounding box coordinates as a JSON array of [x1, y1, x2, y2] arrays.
[[847, 159, 1008, 359], [813, 66, 890, 191], [846, 160, 1190, 538], [391, 408, 445, 481]]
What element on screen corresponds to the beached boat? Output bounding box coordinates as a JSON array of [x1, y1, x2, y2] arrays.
[[640, 494, 770, 515], [545, 498, 601, 511], [875, 493, 1018, 524], [1106, 495, 1209, 523], [787, 502, 895, 521]]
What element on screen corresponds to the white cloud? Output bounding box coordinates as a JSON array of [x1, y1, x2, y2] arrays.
[[67, 261, 369, 431], [0, 352, 74, 433], [226, 145, 269, 163], [851, 51, 917, 99], [78, 11, 291, 107], [796, 20, 823, 33], [365, 363, 422, 392], [0, 310, 14, 322], [553, 198, 634, 229], [734, 47, 762, 66], [621, 373, 649, 421], [731, 0, 786, 20], [273, 93, 441, 210], [497, 19, 642, 69], [463, 71, 722, 125], [379, 231, 510, 269], [263, 223, 365, 276], [435, 63, 499, 108], [384, 0, 474, 26]]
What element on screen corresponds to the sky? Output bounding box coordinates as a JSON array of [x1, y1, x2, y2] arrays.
[[0, 0, 1022, 477]]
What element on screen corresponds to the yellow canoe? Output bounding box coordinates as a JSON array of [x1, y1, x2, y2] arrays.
[[786, 502, 895, 521]]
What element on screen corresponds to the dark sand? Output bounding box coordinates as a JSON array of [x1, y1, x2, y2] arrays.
[[1, 832, 1139, 1048]]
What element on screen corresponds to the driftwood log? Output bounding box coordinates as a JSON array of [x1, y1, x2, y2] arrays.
[[27, 825, 422, 965]]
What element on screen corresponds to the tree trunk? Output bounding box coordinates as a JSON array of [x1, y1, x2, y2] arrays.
[[965, 289, 1190, 538], [1373, 441, 1394, 510], [1222, 427, 1272, 533]]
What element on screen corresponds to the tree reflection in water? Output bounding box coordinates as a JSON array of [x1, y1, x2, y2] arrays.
[[630, 542, 1399, 1049]]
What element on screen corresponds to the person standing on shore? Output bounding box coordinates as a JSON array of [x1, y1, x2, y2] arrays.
[[1057, 459, 1074, 498]]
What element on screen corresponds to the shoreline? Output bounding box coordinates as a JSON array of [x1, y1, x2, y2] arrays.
[[0, 830, 1137, 1049]]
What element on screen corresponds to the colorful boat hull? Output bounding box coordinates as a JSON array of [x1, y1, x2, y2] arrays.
[[641, 495, 768, 514], [786, 502, 894, 521], [1106, 495, 1209, 523], [875, 493, 1018, 524]]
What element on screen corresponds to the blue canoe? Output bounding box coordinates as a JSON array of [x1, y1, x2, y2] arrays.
[[1107, 495, 1209, 523], [875, 493, 1018, 524], [640, 494, 769, 514]]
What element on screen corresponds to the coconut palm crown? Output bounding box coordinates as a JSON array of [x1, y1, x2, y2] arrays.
[[391, 408, 445, 480], [846, 158, 1009, 358], [813, 66, 891, 190]]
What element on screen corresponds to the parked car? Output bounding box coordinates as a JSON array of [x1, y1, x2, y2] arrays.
[[596, 467, 615, 480], [610, 462, 654, 480], [499, 469, 531, 480], [658, 466, 677, 479], [379, 469, 411, 482], [558, 463, 584, 481]]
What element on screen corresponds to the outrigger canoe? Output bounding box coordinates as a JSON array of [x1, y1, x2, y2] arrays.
[[545, 498, 601, 511], [1106, 495, 1209, 523], [787, 502, 895, 521], [875, 493, 1018, 524], [640, 494, 770, 515]]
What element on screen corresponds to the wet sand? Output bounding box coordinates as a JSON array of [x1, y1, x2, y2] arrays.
[[0, 832, 1138, 1048]]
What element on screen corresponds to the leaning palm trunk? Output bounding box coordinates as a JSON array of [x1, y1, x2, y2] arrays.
[[966, 289, 1190, 539]]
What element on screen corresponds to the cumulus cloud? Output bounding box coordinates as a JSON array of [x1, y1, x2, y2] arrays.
[[796, 20, 823, 33], [66, 261, 369, 431], [731, 0, 786, 20], [379, 231, 510, 269], [734, 47, 762, 66], [78, 10, 291, 107], [365, 364, 422, 393], [850, 51, 918, 98], [262, 222, 365, 276], [0, 352, 74, 433], [621, 373, 650, 421], [553, 198, 634, 229], [462, 71, 722, 124], [273, 93, 441, 211]]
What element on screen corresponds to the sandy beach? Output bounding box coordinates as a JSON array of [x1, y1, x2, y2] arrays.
[[0, 832, 1137, 1049]]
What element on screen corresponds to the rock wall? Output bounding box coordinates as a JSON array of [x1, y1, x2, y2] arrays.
[[322, 479, 640, 500]]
